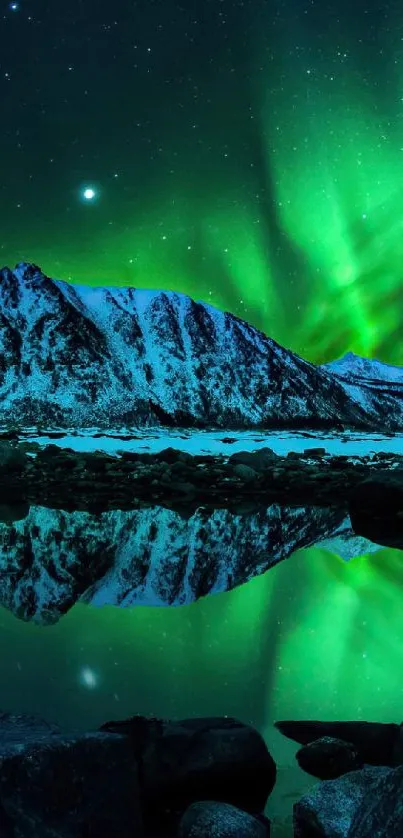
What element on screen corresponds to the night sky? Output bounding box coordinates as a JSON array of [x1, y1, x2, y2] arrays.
[[1, 0, 401, 363]]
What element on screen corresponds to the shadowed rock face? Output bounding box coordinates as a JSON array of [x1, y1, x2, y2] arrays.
[[275, 720, 403, 767], [277, 718, 403, 838], [0, 499, 377, 625], [100, 715, 276, 833], [0, 712, 275, 838], [293, 766, 392, 838], [295, 737, 362, 780], [0, 712, 142, 838], [0, 261, 402, 429], [349, 475, 403, 548], [348, 765, 403, 838]]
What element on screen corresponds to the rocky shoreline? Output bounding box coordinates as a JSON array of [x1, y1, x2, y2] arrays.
[[0, 438, 402, 514], [275, 718, 403, 837], [2, 710, 403, 838], [0, 712, 275, 838]]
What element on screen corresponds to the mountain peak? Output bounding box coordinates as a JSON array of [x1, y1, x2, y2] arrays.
[[12, 262, 43, 280], [0, 263, 401, 430]]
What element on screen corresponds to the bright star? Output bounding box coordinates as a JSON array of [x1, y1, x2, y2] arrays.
[[82, 187, 96, 201], [9, 2, 19, 9]]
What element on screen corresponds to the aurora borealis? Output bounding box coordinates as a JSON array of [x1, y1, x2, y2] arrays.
[[2, 0, 403, 362]]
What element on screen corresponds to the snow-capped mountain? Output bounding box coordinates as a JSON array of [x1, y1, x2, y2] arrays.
[[0, 503, 377, 625], [320, 351, 403, 429], [322, 351, 403, 384], [0, 261, 402, 430]]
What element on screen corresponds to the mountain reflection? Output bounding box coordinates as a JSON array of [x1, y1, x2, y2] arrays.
[[0, 501, 382, 625]]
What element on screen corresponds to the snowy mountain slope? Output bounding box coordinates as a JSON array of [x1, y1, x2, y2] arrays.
[[323, 351, 403, 384], [0, 502, 368, 625], [0, 261, 401, 430], [320, 351, 403, 429]]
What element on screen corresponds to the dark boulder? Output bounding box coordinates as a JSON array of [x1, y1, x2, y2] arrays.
[[0, 712, 143, 838], [293, 765, 391, 837], [348, 474, 403, 547], [228, 448, 278, 473], [178, 800, 270, 838], [303, 447, 326, 457], [296, 736, 362, 779], [100, 715, 276, 833], [0, 501, 29, 523], [0, 441, 27, 473], [275, 720, 400, 766]]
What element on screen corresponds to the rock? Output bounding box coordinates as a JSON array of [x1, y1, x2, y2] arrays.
[[303, 447, 326, 457], [0, 501, 30, 523], [349, 764, 403, 837], [349, 475, 403, 548], [293, 765, 391, 837], [0, 430, 20, 441], [178, 800, 270, 838], [296, 736, 362, 779], [232, 464, 259, 482], [392, 723, 403, 765], [275, 720, 400, 766], [0, 712, 275, 838], [156, 447, 185, 464], [100, 715, 276, 834], [0, 712, 143, 838], [228, 449, 278, 473], [0, 441, 27, 472]]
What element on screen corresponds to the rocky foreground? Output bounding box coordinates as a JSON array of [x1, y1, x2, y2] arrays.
[[275, 718, 403, 837], [1, 710, 403, 837], [0, 713, 275, 838], [1, 436, 403, 514]]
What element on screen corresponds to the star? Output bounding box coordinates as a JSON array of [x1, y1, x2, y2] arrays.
[[82, 187, 97, 202]]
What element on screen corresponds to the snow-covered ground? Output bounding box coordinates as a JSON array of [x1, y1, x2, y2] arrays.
[[8, 427, 403, 459]]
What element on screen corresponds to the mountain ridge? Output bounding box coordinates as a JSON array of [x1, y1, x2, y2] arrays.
[[0, 261, 401, 430]]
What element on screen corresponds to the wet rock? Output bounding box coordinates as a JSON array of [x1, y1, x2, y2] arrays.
[[0, 712, 143, 838], [303, 447, 326, 457], [232, 464, 259, 482], [349, 475, 403, 547], [275, 720, 400, 766], [0, 712, 276, 838], [178, 800, 270, 838], [293, 766, 391, 838], [100, 715, 276, 834], [0, 430, 20, 441], [349, 764, 403, 837], [296, 736, 362, 779], [228, 449, 278, 473], [0, 501, 30, 523], [0, 441, 27, 472]]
